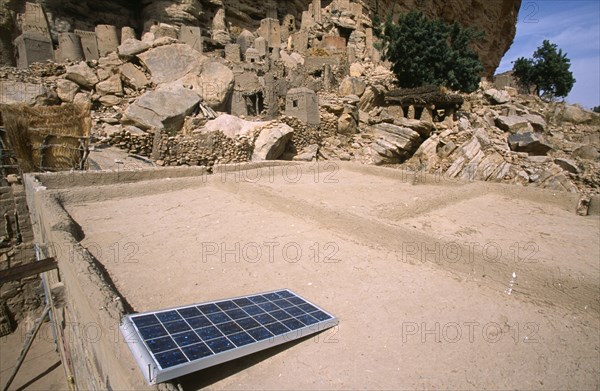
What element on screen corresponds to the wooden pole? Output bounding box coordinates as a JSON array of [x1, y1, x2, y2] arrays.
[[1, 305, 51, 391]]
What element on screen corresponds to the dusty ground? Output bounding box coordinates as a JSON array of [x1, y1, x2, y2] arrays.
[[0, 320, 67, 391], [61, 163, 599, 390]]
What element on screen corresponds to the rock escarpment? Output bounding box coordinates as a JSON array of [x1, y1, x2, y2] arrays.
[[1, 0, 520, 77]]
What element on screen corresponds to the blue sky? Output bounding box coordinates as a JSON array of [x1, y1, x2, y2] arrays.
[[496, 0, 600, 109]]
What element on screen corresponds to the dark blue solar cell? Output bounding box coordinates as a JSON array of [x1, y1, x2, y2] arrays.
[[132, 314, 160, 328], [243, 305, 265, 316], [172, 331, 201, 347], [248, 295, 268, 304], [263, 292, 281, 301], [270, 310, 291, 321], [265, 322, 289, 335], [186, 315, 212, 329], [285, 306, 305, 317], [145, 336, 177, 354], [228, 332, 255, 347], [282, 318, 305, 331], [178, 307, 201, 318], [254, 313, 277, 325], [310, 310, 332, 321], [206, 337, 235, 353], [246, 326, 273, 341], [296, 314, 319, 326], [195, 326, 223, 341], [287, 297, 307, 305], [225, 309, 247, 320], [206, 312, 231, 324], [236, 317, 259, 330], [198, 303, 221, 314], [272, 299, 293, 309], [156, 311, 182, 323], [215, 301, 238, 311], [182, 342, 213, 360], [138, 324, 168, 340], [275, 290, 295, 298], [258, 302, 279, 312], [217, 321, 242, 335], [163, 320, 191, 334], [298, 303, 318, 313], [232, 298, 253, 307], [154, 349, 188, 369]]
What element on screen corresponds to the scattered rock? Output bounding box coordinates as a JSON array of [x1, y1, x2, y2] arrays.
[[507, 132, 552, 155], [572, 145, 599, 160], [65, 62, 99, 88], [293, 144, 319, 161], [118, 39, 150, 59], [484, 88, 511, 104], [561, 104, 593, 124], [339, 76, 366, 97], [95, 74, 122, 96], [349, 63, 365, 77], [554, 158, 579, 174], [119, 63, 150, 90]]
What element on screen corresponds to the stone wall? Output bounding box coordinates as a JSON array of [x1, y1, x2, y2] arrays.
[[0, 184, 41, 328]]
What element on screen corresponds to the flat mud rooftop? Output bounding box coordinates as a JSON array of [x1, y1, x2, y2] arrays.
[[54, 163, 598, 389]]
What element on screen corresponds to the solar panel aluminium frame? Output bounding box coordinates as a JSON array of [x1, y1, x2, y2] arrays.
[[119, 289, 339, 385]]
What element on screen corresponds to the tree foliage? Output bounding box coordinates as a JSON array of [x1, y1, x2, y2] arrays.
[[512, 40, 576, 100], [592, 106, 600, 114], [375, 11, 484, 93]]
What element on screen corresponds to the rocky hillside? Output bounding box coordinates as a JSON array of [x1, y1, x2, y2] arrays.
[[1, 0, 520, 77]]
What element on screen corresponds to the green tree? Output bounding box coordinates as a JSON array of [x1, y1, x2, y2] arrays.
[[375, 11, 484, 93], [592, 106, 600, 113], [512, 40, 576, 100]]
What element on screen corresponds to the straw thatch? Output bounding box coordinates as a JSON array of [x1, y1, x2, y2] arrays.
[[385, 85, 464, 108], [0, 103, 91, 173]]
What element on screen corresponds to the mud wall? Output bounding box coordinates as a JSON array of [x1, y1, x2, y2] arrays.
[[0, 184, 40, 327], [23, 174, 153, 391]]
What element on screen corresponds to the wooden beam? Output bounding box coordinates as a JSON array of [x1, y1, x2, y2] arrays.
[[0, 258, 57, 284]]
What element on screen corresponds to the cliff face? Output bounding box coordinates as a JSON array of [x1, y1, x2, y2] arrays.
[[1, 0, 521, 77]]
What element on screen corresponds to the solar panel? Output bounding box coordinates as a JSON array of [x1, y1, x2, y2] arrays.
[[120, 289, 338, 384]]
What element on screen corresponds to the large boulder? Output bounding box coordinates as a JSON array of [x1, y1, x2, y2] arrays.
[[339, 77, 366, 97], [200, 114, 269, 138], [55, 79, 79, 103], [65, 62, 99, 88], [170, 60, 234, 111], [137, 44, 205, 84], [495, 115, 532, 133], [507, 132, 552, 155], [370, 122, 422, 164], [252, 123, 294, 161], [561, 104, 594, 124], [123, 86, 201, 133]]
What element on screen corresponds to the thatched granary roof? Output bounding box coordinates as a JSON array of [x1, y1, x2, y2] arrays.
[[385, 86, 464, 108]]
